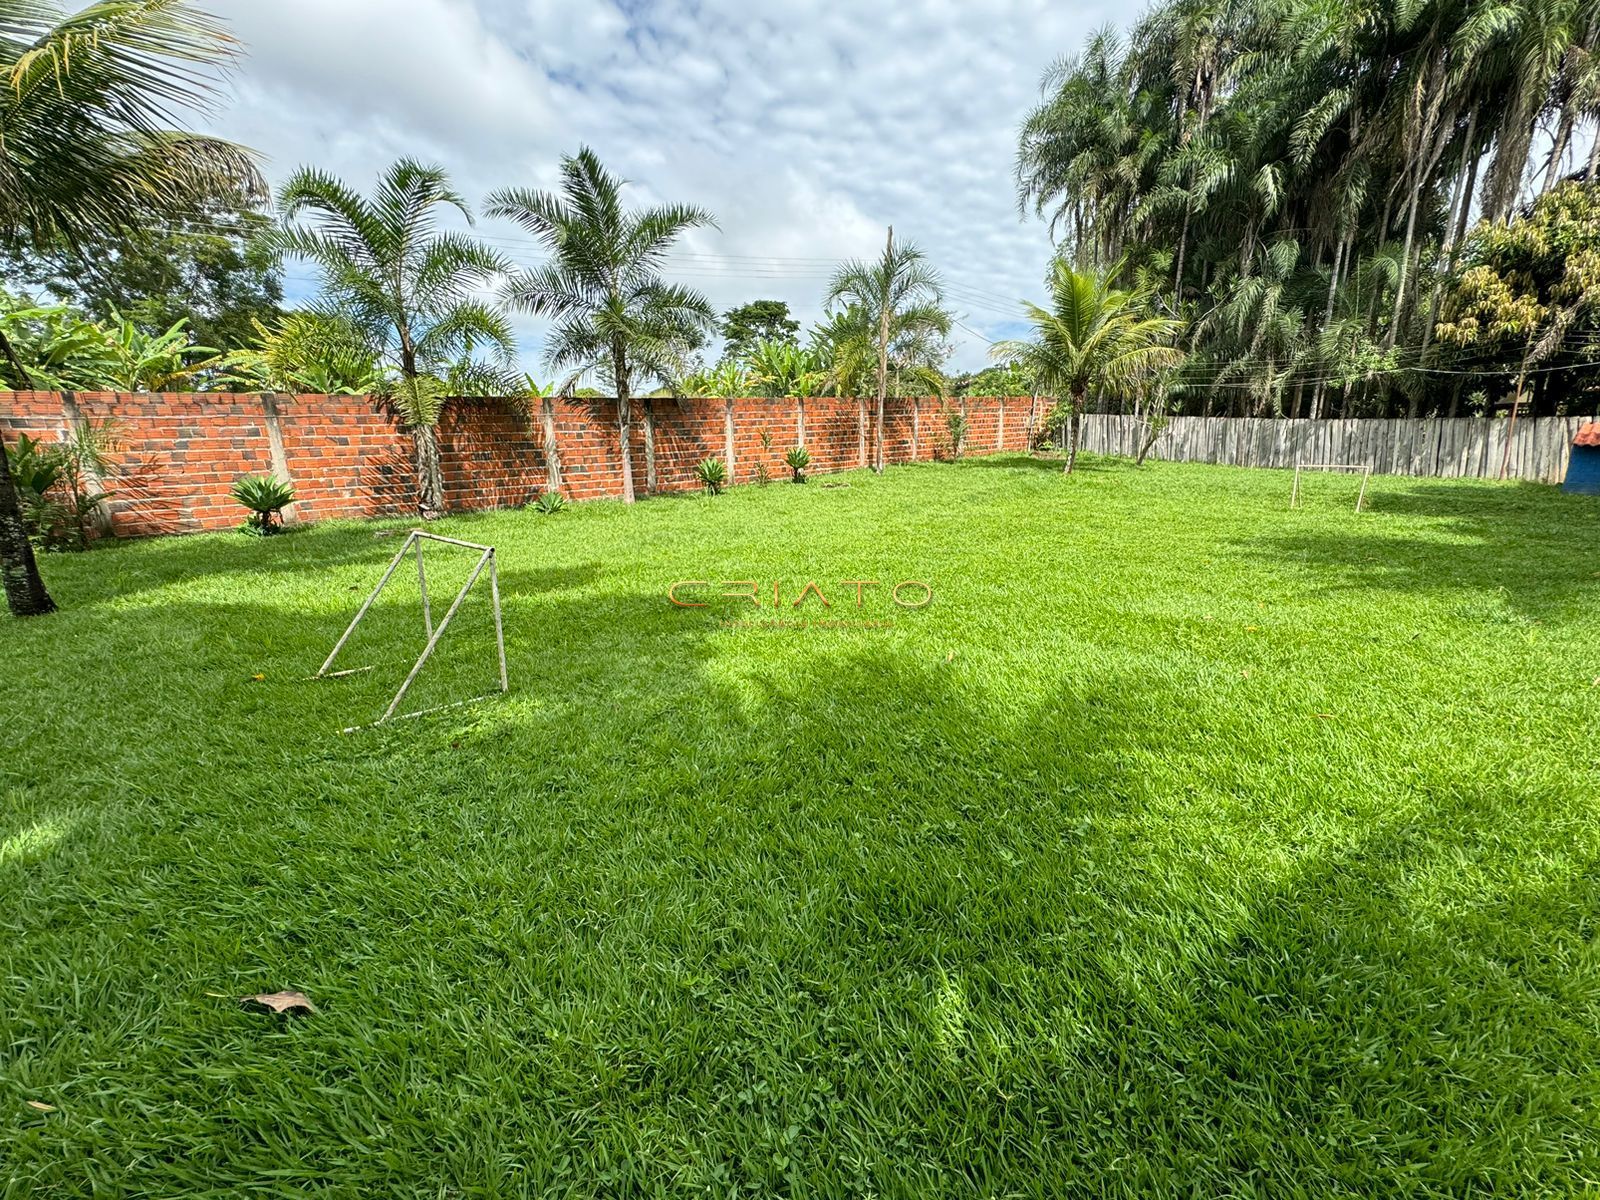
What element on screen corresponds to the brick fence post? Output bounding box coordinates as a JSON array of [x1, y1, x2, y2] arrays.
[[724, 397, 736, 480]]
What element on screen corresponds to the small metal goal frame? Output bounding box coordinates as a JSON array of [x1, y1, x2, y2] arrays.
[[1290, 460, 1372, 513], [315, 531, 507, 732]]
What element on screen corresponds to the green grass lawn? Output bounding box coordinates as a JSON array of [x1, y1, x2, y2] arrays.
[[4, 453, 1599, 1197]]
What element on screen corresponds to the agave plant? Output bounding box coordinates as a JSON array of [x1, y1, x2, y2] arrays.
[[785, 445, 811, 483], [230, 474, 295, 535], [695, 456, 728, 495]]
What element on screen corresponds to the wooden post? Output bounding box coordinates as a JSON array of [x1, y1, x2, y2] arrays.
[[1500, 351, 1530, 481], [724, 398, 736, 481], [996, 398, 1005, 451], [912, 398, 920, 459]]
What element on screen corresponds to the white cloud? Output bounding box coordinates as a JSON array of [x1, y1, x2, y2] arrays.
[[207, 0, 1122, 372]]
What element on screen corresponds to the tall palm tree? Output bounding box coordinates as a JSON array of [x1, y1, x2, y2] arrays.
[[271, 160, 516, 518], [993, 258, 1184, 474], [0, 0, 264, 618], [486, 148, 716, 503], [825, 230, 951, 472]]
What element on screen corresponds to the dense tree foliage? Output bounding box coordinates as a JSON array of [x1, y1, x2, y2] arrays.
[[1017, 0, 1600, 418], [0, 201, 283, 349], [719, 299, 799, 361]]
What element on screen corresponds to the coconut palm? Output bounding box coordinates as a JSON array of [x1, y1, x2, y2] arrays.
[[270, 160, 516, 518], [486, 148, 716, 503], [825, 231, 951, 472], [993, 258, 1184, 473], [0, 0, 264, 618]]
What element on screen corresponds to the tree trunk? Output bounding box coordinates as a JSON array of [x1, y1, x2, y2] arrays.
[[541, 397, 563, 492], [643, 398, 658, 496], [1173, 199, 1191, 303], [1544, 106, 1576, 192], [613, 342, 635, 504], [874, 226, 894, 474], [412, 423, 443, 518], [1065, 388, 1084, 475], [0, 332, 58, 617]]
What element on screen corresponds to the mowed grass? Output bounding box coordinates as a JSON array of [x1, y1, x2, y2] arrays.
[[3, 453, 1599, 1197]]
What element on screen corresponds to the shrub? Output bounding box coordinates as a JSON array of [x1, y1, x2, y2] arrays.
[[945, 408, 970, 460], [5, 432, 68, 548], [231, 474, 296, 535], [3, 422, 117, 550], [695, 456, 728, 495], [785, 445, 811, 483], [534, 490, 565, 515], [756, 428, 773, 486]]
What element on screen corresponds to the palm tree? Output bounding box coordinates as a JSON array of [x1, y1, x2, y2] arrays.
[[0, 0, 264, 618], [825, 230, 951, 472], [271, 161, 516, 518], [486, 148, 716, 503], [993, 259, 1184, 474]]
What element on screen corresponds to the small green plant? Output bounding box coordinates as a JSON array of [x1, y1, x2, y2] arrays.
[[231, 474, 296, 535], [2, 420, 118, 549], [756, 428, 773, 486], [534, 490, 566, 514], [945, 408, 970, 460], [785, 445, 811, 483], [5, 432, 67, 548], [695, 456, 728, 495]]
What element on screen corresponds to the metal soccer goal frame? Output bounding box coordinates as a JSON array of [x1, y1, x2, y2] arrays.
[[315, 531, 508, 732], [1289, 460, 1372, 513]]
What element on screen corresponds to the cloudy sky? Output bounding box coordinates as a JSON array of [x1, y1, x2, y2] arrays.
[[205, 0, 1122, 376]]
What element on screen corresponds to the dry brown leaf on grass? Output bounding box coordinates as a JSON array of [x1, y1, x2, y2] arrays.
[[241, 990, 317, 1014], [25, 1101, 56, 1112]]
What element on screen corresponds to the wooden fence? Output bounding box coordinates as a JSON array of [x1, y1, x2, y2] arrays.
[[1072, 415, 1589, 484]]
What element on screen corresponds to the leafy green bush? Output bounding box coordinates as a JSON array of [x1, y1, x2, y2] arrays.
[[785, 445, 811, 483], [534, 490, 565, 515], [945, 408, 970, 460], [231, 474, 295, 535], [695, 456, 728, 495], [2, 421, 118, 550], [5, 432, 67, 548]]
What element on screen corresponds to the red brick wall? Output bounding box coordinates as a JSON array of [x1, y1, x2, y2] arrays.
[[0, 391, 1040, 538]]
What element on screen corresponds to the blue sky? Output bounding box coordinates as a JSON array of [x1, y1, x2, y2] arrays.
[[207, 0, 1123, 376]]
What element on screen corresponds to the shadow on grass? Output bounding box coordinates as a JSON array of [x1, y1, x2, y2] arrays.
[[956, 451, 1129, 474], [1238, 479, 1600, 623], [4, 568, 1598, 1193]]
